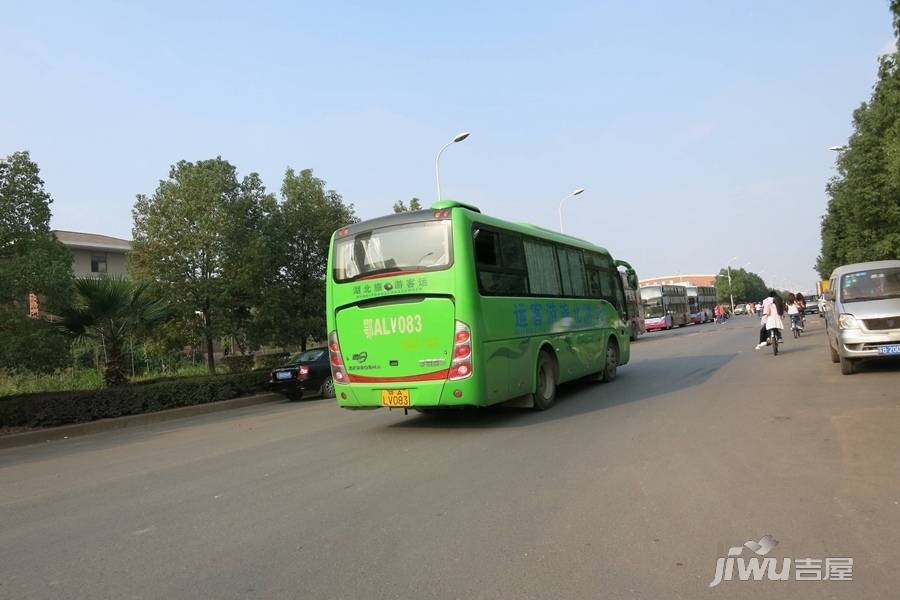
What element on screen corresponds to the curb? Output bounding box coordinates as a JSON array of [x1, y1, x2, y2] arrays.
[[0, 392, 286, 450]]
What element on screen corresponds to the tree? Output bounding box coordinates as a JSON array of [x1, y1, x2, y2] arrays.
[[56, 277, 173, 386], [256, 169, 357, 350], [817, 2, 900, 277], [218, 172, 278, 354], [0, 151, 73, 375], [0, 305, 71, 373], [714, 268, 769, 304], [0, 151, 73, 309], [393, 197, 422, 213], [130, 158, 275, 374]]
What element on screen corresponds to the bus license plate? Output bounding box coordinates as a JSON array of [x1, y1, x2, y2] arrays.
[[878, 344, 900, 355], [381, 389, 410, 407]]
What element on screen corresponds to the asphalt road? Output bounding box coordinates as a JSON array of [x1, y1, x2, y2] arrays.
[[2, 316, 899, 600]]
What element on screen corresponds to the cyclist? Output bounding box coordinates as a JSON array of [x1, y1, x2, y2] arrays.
[[755, 292, 785, 349], [786, 292, 803, 334], [795, 292, 806, 328]]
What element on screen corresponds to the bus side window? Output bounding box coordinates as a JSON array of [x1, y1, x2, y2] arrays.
[[473, 228, 498, 266], [587, 269, 603, 298], [558, 247, 587, 297], [524, 239, 561, 296], [611, 274, 627, 317], [474, 227, 529, 296]]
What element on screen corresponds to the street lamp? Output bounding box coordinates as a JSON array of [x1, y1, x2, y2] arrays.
[[829, 145, 848, 152], [435, 132, 470, 201], [558, 188, 585, 233], [726, 255, 738, 315]]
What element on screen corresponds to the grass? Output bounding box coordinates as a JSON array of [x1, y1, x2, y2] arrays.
[[0, 369, 103, 397], [0, 364, 228, 397]]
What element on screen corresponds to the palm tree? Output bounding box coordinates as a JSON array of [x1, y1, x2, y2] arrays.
[[57, 276, 173, 387]]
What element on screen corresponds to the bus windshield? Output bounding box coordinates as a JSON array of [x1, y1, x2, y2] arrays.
[[643, 300, 666, 318], [333, 220, 452, 282]]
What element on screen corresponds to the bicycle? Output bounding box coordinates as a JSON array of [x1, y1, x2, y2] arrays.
[[768, 329, 780, 356], [790, 314, 803, 338]]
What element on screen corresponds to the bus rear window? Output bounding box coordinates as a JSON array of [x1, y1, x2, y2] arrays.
[[333, 220, 452, 282]]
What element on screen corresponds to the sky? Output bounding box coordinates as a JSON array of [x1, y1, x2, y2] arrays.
[[1, 1, 894, 292]]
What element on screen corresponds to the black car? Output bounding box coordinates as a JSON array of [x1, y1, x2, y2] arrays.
[[269, 348, 335, 400]]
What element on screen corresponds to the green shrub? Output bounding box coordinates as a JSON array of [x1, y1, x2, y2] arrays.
[[254, 352, 290, 370], [0, 371, 270, 429], [222, 354, 254, 373], [0, 308, 71, 373]]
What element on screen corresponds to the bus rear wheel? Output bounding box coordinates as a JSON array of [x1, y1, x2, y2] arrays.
[[532, 351, 557, 411], [600, 340, 619, 383]]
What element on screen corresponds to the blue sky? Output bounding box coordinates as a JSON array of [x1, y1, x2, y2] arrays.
[[1, 1, 894, 291]]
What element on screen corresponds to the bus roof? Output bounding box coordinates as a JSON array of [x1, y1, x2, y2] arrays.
[[463, 212, 611, 256], [336, 199, 614, 257]]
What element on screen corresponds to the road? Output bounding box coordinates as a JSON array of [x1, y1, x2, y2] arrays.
[[1, 316, 899, 599]]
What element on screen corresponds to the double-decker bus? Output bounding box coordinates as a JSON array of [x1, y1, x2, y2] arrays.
[[640, 285, 690, 331], [325, 200, 633, 411], [686, 285, 717, 324], [616, 260, 645, 341]]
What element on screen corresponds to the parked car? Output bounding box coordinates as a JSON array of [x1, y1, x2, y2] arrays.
[[269, 348, 335, 400], [733, 304, 746, 315], [823, 260, 900, 375]]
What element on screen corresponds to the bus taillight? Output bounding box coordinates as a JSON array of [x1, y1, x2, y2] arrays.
[[328, 331, 348, 384], [449, 321, 473, 380]]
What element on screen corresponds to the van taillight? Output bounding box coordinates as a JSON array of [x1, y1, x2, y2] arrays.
[[328, 331, 348, 384], [448, 321, 473, 380]]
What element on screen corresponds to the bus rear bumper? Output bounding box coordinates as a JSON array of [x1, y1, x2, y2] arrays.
[[336, 377, 483, 409]]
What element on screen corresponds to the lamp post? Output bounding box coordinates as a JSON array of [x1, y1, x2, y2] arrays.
[[726, 256, 738, 315], [435, 132, 470, 201], [558, 188, 585, 233], [829, 145, 848, 152]]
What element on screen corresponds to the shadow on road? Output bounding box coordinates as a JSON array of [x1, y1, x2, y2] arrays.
[[854, 357, 900, 374], [387, 353, 737, 430]]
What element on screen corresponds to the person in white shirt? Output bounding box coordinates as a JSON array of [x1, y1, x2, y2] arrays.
[[786, 292, 803, 332], [755, 292, 784, 349]]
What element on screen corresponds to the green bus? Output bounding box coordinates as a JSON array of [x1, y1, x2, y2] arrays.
[[325, 200, 635, 411]]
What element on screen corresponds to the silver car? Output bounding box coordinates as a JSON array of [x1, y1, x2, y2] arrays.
[[823, 260, 900, 374]]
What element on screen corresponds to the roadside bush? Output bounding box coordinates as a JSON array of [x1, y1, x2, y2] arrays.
[[222, 354, 254, 373], [254, 352, 289, 370], [0, 371, 270, 429]]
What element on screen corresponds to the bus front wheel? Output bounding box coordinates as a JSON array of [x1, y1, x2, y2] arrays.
[[532, 351, 557, 411]]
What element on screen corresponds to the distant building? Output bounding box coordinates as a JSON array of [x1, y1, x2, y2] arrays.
[[639, 274, 716, 288], [26, 231, 133, 318], [52, 230, 131, 278]]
